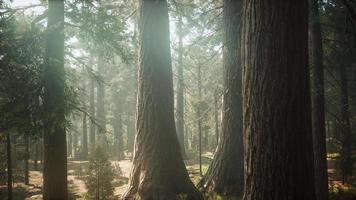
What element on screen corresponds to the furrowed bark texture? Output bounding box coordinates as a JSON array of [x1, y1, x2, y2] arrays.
[[123, 0, 202, 199], [43, 0, 67, 199], [309, 0, 329, 199], [241, 1, 316, 200], [198, 0, 244, 197]]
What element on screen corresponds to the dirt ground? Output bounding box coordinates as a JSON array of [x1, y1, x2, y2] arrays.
[[0, 153, 211, 200]]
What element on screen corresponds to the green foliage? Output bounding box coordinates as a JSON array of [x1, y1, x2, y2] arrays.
[[330, 186, 356, 200], [85, 145, 115, 200]]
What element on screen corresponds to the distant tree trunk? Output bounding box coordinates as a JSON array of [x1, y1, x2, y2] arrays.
[[339, 63, 352, 184], [67, 132, 72, 158], [126, 107, 134, 154], [34, 139, 38, 171], [113, 92, 124, 160], [42, 0, 67, 199], [198, 0, 244, 197], [81, 80, 88, 160], [241, 1, 316, 200], [309, 0, 329, 199], [96, 57, 107, 148], [197, 64, 203, 176], [25, 133, 30, 185], [176, 13, 186, 159], [89, 63, 96, 149], [82, 112, 88, 160], [214, 89, 219, 147], [123, 0, 202, 199], [73, 129, 78, 159], [7, 132, 12, 200]]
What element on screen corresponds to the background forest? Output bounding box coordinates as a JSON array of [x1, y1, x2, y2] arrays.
[[1, 0, 356, 200]]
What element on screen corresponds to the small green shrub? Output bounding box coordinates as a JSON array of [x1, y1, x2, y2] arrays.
[[85, 145, 115, 200]]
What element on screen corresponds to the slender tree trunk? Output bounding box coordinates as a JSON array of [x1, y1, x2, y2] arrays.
[[241, 1, 316, 199], [34, 139, 38, 171], [114, 92, 124, 160], [89, 63, 96, 149], [96, 57, 107, 148], [43, 0, 67, 199], [176, 13, 186, 159], [214, 89, 219, 147], [197, 64, 203, 176], [198, 0, 244, 197], [339, 63, 352, 184], [82, 112, 88, 160], [123, 1, 202, 199], [81, 80, 88, 160], [126, 107, 134, 154], [309, 0, 329, 199], [7, 132, 12, 200], [73, 129, 78, 159], [67, 132, 72, 158], [25, 133, 30, 185]]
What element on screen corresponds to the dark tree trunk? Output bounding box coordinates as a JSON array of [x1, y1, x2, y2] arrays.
[[309, 0, 329, 199], [198, 0, 244, 197], [123, 1, 202, 199], [176, 13, 186, 159], [89, 64, 96, 149], [339, 63, 352, 184], [241, 1, 316, 200], [25, 133, 29, 185], [7, 132, 12, 200], [43, 0, 67, 199]]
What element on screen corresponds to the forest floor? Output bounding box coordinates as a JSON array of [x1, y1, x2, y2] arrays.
[[1, 152, 355, 199], [0, 151, 213, 200]]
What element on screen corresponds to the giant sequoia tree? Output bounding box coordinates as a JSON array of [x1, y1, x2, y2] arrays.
[[43, 0, 67, 199], [198, 0, 244, 197], [309, 0, 329, 199], [123, 0, 202, 199], [241, 1, 316, 199]]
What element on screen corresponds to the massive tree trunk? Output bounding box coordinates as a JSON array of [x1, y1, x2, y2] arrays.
[[198, 0, 244, 197], [309, 0, 329, 199], [89, 64, 96, 149], [176, 13, 186, 158], [339, 63, 352, 184], [241, 1, 316, 200], [43, 0, 67, 199], [122, 1, 202, 199], [7, 132, 12, 200]]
